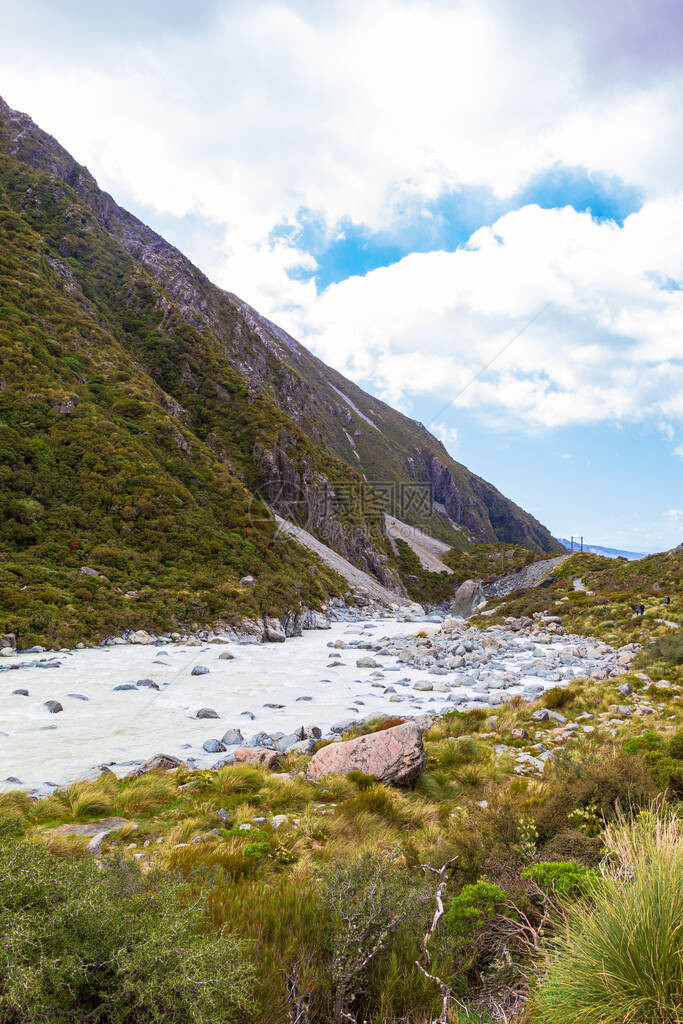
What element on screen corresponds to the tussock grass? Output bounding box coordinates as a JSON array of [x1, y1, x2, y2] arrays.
[[534, 810, 683, 1024]]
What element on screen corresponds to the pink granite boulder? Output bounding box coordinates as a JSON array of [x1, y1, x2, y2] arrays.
[[306, 722, 425, 786]]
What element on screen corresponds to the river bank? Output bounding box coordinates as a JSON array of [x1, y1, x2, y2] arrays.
[[0, 606, 638, 793]]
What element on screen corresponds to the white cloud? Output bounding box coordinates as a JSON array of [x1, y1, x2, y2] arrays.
[[2, 0, 683, 308], [664, 509, 683, 522], [278, 201, 683, 429], [674, 444, 683, 458], [1, 2, 682, 436]]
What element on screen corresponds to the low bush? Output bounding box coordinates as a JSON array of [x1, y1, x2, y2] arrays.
[[0, 836, 255, 1023], [535, 750, 657, 842], [444, 880, 508, 938], [522, 860, 598, 899]]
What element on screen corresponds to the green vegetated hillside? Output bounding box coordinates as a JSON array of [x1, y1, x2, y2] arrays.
[[0, 562, 681, 1023], [395, 540, 557, 605], [0, 96, 561, 644], [477, 547, 683, 652]]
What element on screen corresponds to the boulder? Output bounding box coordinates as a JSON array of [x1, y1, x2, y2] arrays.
[[356, 656, 378, 668], [233, 746, 282, 769], [288, 738, 317, 755], [129, 630, 155, 645], [191, 665, 210, 676], [450, 580, 484, 618], [134, 753, 185, 775], [196, 707, 219, 719], [263, 617, 286, 643], [221, 728, 245, 745], [218, 651, 234, 660], [306, 721, 426, 786], [202, 739, 226, 753], [43, 700, 63, 714]]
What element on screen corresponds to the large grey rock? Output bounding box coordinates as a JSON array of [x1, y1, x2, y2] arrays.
[[196, 707, 219, 719], [221, 728, 244, 745], [306, 722, 426, 786], [191, 665, 210, 676], [202, 739, 226, 753], [263, 618, 286, 643], [43, 700, 63, 714], [450, 580, 484, 618], [288, 738, 318, 755]]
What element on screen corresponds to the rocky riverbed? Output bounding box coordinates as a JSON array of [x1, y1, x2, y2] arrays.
[[0, 607, 638, 794]]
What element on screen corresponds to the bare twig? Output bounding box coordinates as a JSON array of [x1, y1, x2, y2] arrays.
[[415, 857, 465, 1023]]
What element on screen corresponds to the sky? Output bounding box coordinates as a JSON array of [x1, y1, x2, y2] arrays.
[[1, 0, 682, 552]]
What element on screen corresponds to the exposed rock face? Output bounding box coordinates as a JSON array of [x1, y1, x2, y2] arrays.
[[306, 722, 426, 786], [450, 579, 484, 618]]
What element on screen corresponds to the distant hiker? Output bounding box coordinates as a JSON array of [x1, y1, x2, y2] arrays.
[[664, 595, 671, 605], [632, 603, 641, 616], [639, 603, 645, 616]]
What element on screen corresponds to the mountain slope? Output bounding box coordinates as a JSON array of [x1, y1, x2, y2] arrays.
[[0, 97, 560, 644]]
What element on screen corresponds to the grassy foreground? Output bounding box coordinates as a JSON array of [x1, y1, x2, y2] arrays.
[[0, 600, 681, 1023]]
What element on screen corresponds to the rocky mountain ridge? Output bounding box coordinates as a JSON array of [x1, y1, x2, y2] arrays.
[[0, 96, 561, 645]]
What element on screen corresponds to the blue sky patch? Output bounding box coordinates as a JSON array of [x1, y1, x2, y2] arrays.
[[275, 167, 643, 290]]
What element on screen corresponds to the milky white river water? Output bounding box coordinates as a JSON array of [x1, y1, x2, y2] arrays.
[[0, 616, 588, 793], [0, 620, 445, 791]]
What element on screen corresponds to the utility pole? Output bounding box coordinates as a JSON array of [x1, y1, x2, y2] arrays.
[[570, 535, 584, 553]]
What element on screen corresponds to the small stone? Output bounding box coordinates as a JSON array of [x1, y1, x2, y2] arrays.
[[196, 708, 219, 719], [191, 665, 210, 676], [12, 689, 29, 696], [218, 651, 234, 660], [619, 682, 633, 697], [136, 678, 159, 690], [43, 700, 63, 714]]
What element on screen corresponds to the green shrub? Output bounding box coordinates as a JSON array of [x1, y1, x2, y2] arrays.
[[623, 731, 667, 755], [0, 836, 255, 1022], [543, 686, 581, 710], [533, 812, 683, 1024], [668, 729, 683, 760], [645, 632, 683, 665], [444, 880, 508, 938], [522, 860, 598, 899], [646, 755, 683, 795], [535, 751, 657, 841]]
